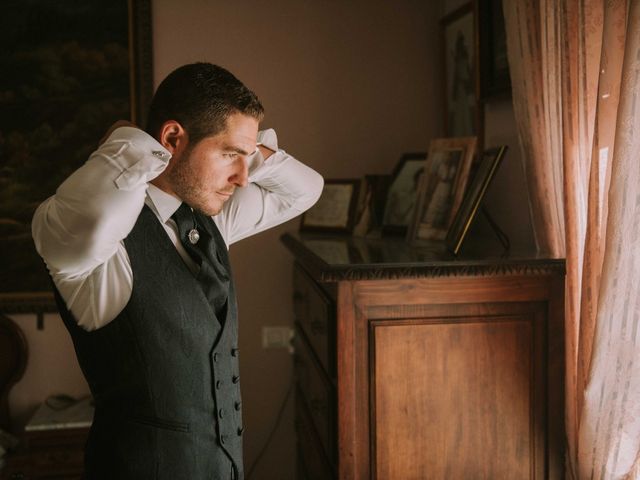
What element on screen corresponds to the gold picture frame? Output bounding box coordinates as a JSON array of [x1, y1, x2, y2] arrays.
[[446, 145, 508, 254], [381, 153, 427, 235], [407, 137, 477, 244], [299, 179, 360, 234]]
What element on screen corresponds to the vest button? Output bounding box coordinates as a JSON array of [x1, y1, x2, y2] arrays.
[[237, 427, 244, 436], [220, 434, 226, 445], [216, 380, 222, 390], [213, 353, 219, 362], [231, 348, 239, 357], [232, 375, 240, 384], [234, 401, 241, 411], [218, 408, 224, 418]]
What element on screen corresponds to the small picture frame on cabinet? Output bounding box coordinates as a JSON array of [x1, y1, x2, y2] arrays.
[[446, 145, 508, 254], [352, 174, 393, 237], [300, 179, 360, 234], [407, 137, 477, 244], [381, 153, 427, 235]]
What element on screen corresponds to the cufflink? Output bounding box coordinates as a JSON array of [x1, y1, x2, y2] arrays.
[[152, 150, 166, 158]]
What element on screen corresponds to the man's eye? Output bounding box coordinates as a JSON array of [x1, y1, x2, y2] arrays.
[[223, 153, 238, 158]]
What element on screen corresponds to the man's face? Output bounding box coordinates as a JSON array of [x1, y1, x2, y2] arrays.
[[168, 113, 259, 216]]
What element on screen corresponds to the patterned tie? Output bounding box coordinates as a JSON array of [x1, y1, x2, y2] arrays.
[[171, 202, 230, 318]]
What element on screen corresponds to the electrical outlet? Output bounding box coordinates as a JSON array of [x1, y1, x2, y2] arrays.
[[262, 326, 294, 350]]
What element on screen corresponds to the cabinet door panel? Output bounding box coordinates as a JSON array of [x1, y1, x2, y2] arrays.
[[372, 314, 544, 480]]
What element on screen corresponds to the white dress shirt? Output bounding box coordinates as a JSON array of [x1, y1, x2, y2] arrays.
[[32, 127, 323, 331]]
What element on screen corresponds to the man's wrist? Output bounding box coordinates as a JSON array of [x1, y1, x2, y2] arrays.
[[99, 120, 137, 146], [257, 144, 275, 161]]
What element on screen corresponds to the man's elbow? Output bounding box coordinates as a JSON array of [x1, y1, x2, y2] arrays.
[[302, 172, 324, 211]]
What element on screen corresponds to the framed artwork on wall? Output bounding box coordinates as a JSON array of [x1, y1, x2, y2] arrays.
[[0, 0, 153, 314], [478, 0, 512, 99], [441, 3, 483, 150], [300, 179, 360, 234], [408, 137, 477, 243]]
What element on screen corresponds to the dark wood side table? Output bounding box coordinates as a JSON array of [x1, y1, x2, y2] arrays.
[[2, 396, 93, 480], [2, 427, 88, 480], [282, 233, 566, 480]]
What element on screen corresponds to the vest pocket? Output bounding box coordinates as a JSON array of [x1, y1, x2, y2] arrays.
[[129, 414, 190, 433]]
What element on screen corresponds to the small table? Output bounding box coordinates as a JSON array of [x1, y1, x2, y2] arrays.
[[2, 397, 93, 480]]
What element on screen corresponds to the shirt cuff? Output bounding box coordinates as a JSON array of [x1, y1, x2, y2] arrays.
[[248, 128, 280, 177], [104, 127, 172, 191], [257, 128, 278, 151], [106, 126, 171, 160]]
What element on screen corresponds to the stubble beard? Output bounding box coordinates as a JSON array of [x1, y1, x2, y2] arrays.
[[169, 156, 223, 217]]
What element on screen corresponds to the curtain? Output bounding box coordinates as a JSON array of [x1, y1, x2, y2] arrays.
[[503, 0, 640, 478]]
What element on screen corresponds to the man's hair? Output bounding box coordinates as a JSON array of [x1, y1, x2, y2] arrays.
[[145, 62, 264, 145]]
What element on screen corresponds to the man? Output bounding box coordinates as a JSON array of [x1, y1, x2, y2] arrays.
[[31, 63, 323, 479]]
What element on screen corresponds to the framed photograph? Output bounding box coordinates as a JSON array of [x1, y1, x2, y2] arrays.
[[381, 153, 427, 235], [441, 3, 483, 145], [352, 174, 392, 237], [408, 137, 477, 243], [446, 145, 508, 254], [0, 0, 153, 313], [300, 179, 360, 233], [478, 0, 512, 99]]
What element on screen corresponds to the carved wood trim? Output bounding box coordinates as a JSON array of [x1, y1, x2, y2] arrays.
[[281, 233, 565, 283]]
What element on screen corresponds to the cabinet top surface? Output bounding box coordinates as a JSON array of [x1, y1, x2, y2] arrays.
[[281, 233, 565, 282]]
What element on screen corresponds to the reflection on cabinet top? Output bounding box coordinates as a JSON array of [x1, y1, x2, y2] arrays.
[[281, 233, 565, 283]]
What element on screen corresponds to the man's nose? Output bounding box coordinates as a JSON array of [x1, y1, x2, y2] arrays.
[[231, 158, 249, 187]]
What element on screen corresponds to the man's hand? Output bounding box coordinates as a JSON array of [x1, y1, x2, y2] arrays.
[[99, 120, 137, 146]]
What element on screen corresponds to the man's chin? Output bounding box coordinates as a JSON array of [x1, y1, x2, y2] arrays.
[[180, 193, 224, 217], [199, 201, 224, 217]]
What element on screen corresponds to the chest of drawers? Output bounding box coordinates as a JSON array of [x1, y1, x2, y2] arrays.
[[283, 233, 565, 480]]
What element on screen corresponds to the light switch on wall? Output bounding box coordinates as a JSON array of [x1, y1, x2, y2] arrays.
[[261, 326, 294, 352]]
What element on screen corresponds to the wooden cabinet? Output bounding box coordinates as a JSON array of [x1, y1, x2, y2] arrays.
[[293, 263, 338, 479], [1, 427, 88, 479], [283, 234, 565, 480]]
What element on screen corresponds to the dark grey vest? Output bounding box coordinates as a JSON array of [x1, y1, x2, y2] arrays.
[[53, 205, 244, 479]]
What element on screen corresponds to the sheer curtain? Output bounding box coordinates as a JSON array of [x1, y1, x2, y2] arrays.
[[503, 0, 640, 478]]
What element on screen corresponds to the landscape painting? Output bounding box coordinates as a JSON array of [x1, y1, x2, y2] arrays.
[[0, 0, 151, 308]]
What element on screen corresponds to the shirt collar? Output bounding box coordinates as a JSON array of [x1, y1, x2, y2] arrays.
[[146, 183, 182, 223]]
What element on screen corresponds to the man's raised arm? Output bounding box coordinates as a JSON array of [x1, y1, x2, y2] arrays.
[[215, 128, 323, 245]]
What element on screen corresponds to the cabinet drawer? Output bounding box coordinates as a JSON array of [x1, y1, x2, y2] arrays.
[[295, 388, 336, 480], [293, 332, 337, 464], [293, 263, 336, 378]]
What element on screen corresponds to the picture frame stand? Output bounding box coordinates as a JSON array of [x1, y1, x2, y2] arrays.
[[481, 206, 510, 253]]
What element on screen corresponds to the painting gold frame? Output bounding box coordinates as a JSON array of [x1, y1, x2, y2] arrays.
[[300, 179, 360, 234], [407, 137, 477, 244], [446, 145, 508, 254]]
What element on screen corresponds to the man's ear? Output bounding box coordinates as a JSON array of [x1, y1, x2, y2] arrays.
[[158, 120, 188, 155]]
